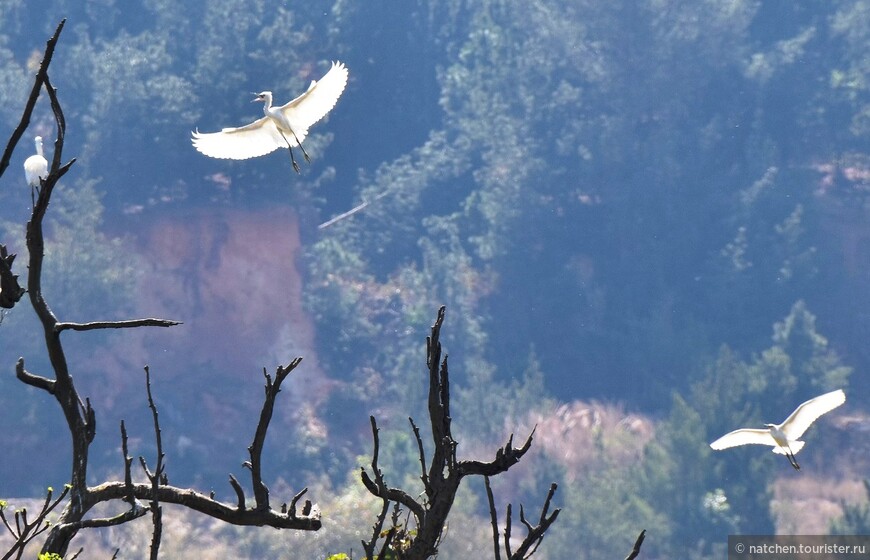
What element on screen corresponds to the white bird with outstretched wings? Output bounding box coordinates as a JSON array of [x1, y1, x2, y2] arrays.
[[192, 61, 348, 171], [710, 389, 846, 470]]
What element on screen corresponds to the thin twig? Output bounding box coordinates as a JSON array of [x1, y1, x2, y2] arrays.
[[228, 475, 245, 511], [317, 190, 389, 230], [142, 366, 165, 560], [56, 506, 148, 531], [362, 499, 391, 560], [483, 476, 501, 560], [287, 488, 310, 518], [505, 503, 513, 559], [360, 417, 425, 522], [56, 318, 181, 332], [409, 417, 432, 497], [0, 486, 70, 560], [120, 422, 135, 503]]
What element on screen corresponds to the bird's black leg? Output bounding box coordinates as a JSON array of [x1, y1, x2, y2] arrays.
[[289, 129, 311, 163], [31, 180, 42, 206], [784, 446, 800, 470], [288, 147, 300, 173], [277, 130, 301, 173]]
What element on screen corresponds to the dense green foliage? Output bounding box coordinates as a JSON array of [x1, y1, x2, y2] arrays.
[[0, 0, 867, 558]]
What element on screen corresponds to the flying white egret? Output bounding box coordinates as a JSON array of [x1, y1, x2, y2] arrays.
[[191, 61, 348, 172], [24, 135, 48, 189], [709, 389, 845, 470]]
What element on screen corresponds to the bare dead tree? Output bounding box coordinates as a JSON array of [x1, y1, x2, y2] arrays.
[[483, 477, 560, 560], [1, 20, 320, 558], [360, 306, 557, 559]]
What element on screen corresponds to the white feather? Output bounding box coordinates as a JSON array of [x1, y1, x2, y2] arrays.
[[192, 61, 348, 161], [24, 136, 48, 187], [709, 389, 845, 468]]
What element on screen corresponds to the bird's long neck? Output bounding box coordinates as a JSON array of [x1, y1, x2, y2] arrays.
[[35, 138, 44, 157], [261, 92, 274, 114]]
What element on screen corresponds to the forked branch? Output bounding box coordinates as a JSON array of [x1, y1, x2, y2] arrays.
[[362, 307, 559, 559], [244, 359, 303, 511], [0, 19, 65, 178], [491, 480, 560, 560], [0, 486, 70, 560]]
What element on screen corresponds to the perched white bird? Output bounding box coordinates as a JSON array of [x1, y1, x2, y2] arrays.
[[24, 135, 48, 189], [191, 61, 348, 172], [710, 389, 846, 470]]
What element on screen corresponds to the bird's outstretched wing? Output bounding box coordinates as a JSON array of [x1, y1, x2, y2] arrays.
[[710, 428, 776, 450], [780, 389, 846, 440], [278, 61, 349, 135], [191, 117, 285, 160]]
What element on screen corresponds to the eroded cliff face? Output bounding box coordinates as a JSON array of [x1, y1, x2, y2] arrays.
[[61, 206, 334, 487]]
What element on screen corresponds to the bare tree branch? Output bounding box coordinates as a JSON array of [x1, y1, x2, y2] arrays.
[[362, 498, 392, 560], [246, 359, 302, 511], [15, 358, 55, 393], [57, 505, 148, 531], [409, 417, 433, 497], [84, 482, 320, 530], [0, 19, 65, 179], [228, 475, 246, 511], [624, 530, 646, 560], [362, 307, 559, 559], [317, 190, 390, 230], [0, 485, 70, 560], [141, 367, 165, 560], [120, 422, 136, 505], [0, 245, 24, 309], [458, 428, 536, 477], [55, 318, 181, 332], [484, 477, 501, 560], [287, 488, 311, 519], [14, 28, 94, 554], [360, 416, 426, 522], [508, 484, 560, 560]]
